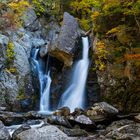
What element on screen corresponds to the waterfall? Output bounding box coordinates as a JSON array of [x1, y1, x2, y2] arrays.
[[58, 37, 89, 112], [32, 48, 52, 114]]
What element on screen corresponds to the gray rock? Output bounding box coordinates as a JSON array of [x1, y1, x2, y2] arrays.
[[49, 12, 81, 66], [46, 116, 72, 128], [86, 102, 119, 122], [0, 71, 18, 110], [15, 125, 74, 140], [13, 41, 30, 76], [0, 111, 24, 125], [22, 8, 40, 31], [0, 121, 10, 140], [53, 107, 70, 117], [68, 115, 96, 130], [31, 38, 46, 48], [59, 126, 88, 137], [0, 34, 9, 67], [12, 124, 31, 140], [135, 114, 140, 123], [104, 119, 140, 140], [75, 115, 93, 125], [39, 42, 50, 57]]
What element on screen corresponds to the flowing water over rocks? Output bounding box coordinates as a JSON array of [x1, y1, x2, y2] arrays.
[[58, 37, 89, 112]]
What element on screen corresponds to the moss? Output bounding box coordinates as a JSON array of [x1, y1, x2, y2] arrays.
[[6, 41, 15, 66], [17, 88, 25, 100], [5, 41, 17, 74]]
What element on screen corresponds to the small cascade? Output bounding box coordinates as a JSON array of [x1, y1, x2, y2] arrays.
[[58, 37, 89, 112], [32, 48, 52, 114]]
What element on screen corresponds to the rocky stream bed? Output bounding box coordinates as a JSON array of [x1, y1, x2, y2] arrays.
[[0, 102, 140, 140]]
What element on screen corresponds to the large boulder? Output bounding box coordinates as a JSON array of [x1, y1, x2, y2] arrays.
[[49, 12, 81, 66], [14, 125, 74, 140], [0, 121, 10, 140], [86, 102, 119, 122]]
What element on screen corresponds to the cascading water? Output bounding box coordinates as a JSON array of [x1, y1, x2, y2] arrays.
[[32, 48, 52, 114], [58, 37, 89, 112]]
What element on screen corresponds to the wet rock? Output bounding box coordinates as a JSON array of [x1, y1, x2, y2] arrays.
[[46, 116, 72, 128], [59, 126, 88, 137], [39, 42, 50, 58], [49, 12, 81, 66], [0, 111, 43, 126], [0, 121, 10, 140], [68, 115, 96, 131], [104, 119, 140, 140], [12, 124, 31, 140], [15, 125, 73, 140], [0, 111, 24, 125], [0, 107, 6, 111], [54, 107, 70, 116], [24, 111, 43, 120], [71, 108, 84, 117], [86, 102, 119, 122], [75, 115, 93, 125], [135, 114, 140, 123]]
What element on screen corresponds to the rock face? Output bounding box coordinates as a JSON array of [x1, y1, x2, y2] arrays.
[[0, 8, 47, 111], [96, 50, 140, 112], [49, 12, 81, 66], [86, 58, 100, 106], [0, 121, 10, 140], [14, 125, 73, 140]]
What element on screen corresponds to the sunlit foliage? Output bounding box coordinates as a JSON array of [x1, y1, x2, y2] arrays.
[[0, 0, 30, 30]]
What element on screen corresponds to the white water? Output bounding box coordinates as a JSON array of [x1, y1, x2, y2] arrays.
[[6, 121, 44, 136], [32, 49, 52, 114], [58, 37, 89, 112]]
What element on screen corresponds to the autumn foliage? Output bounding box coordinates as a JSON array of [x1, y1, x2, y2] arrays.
[[0, 0, 30, 30]]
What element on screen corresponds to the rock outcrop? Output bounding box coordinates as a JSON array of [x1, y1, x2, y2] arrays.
[[0, 8, 47, 112], [49, 12, 81, 66]]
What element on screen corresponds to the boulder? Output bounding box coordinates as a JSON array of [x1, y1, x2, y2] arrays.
[[39, 42, 50, 57], [0, 121, 10, 140], [59, 126, 88, 137], [0, 111, 43, 126], [12, 124, 31, 140], [49, 12, 81, 66], [135, 114, 140, 123], [71, 108, 84, 117], [68, 115, 96, 131], [14, 125, 74, 140], [46, 116, 72, 128], [104, 119, 140, 139], [0, 111, 24, 125], [54, 107, 70, 117], [86, 102, 119, 122], [0, 34, 9, 68]]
